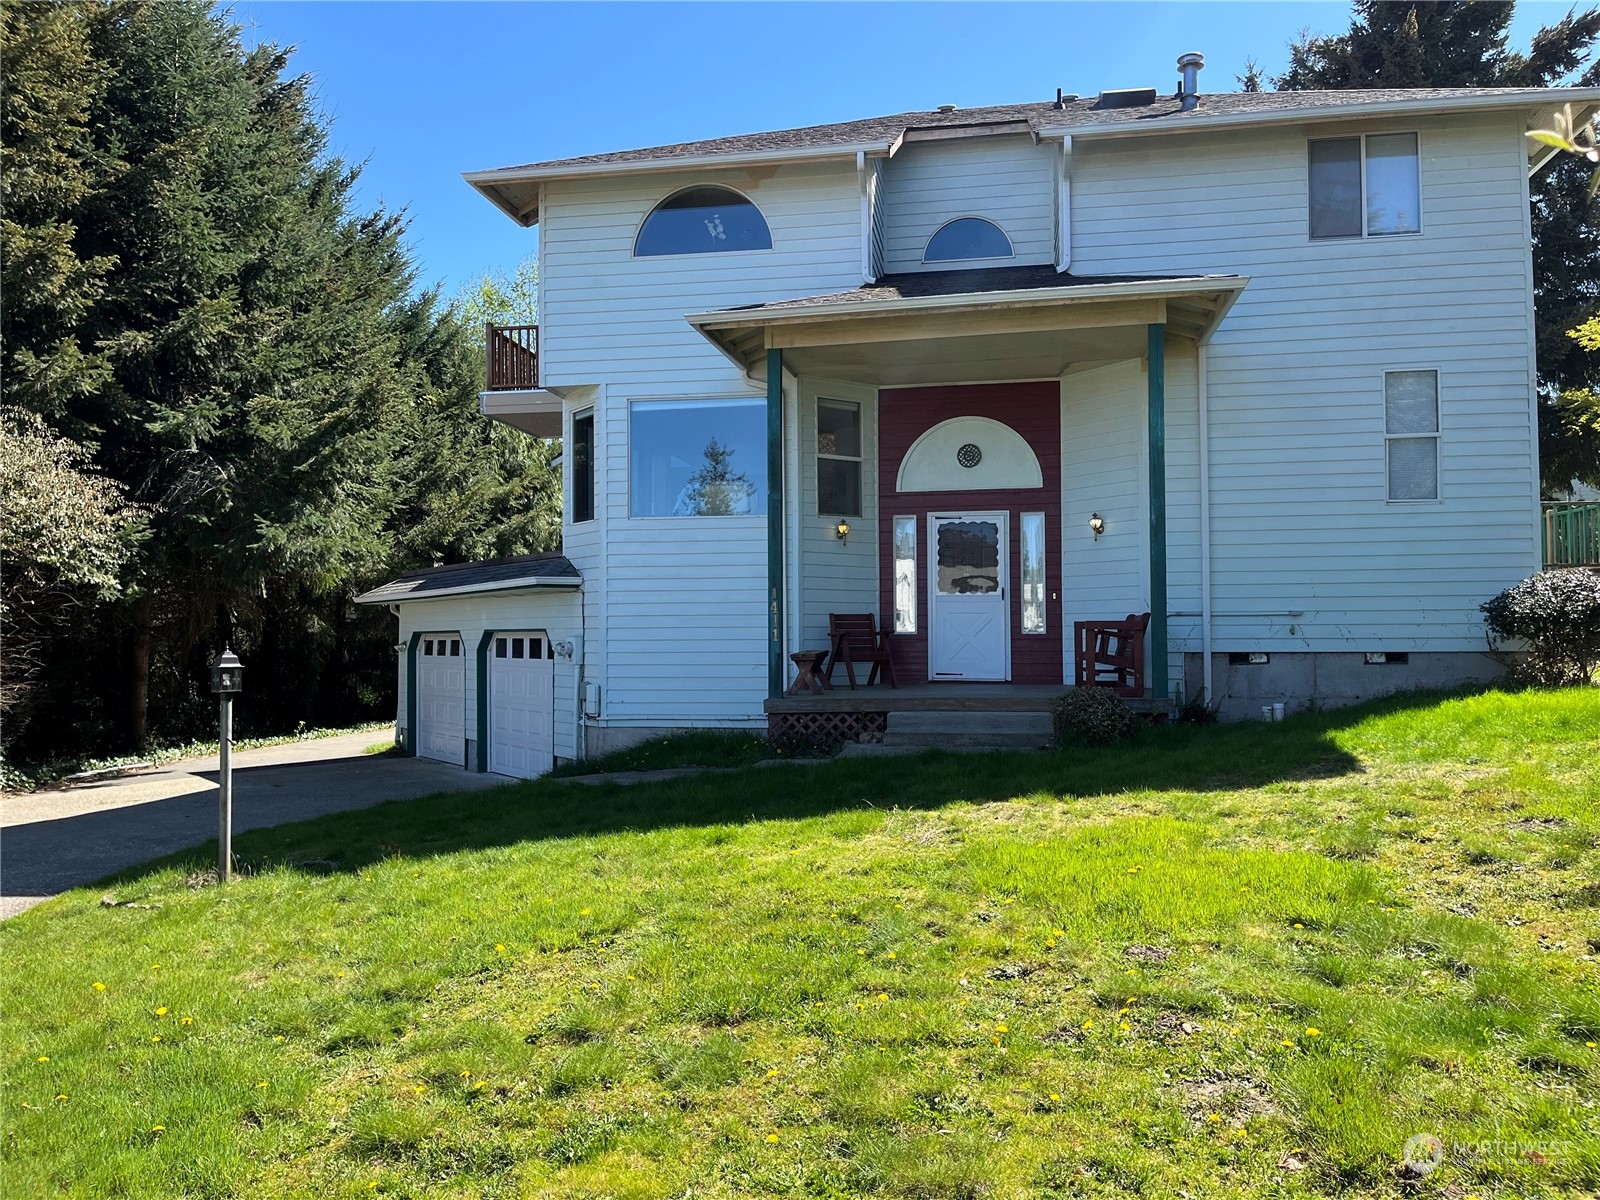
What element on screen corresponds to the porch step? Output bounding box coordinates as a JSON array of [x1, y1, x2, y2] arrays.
[[881, 709, 1053, 750]]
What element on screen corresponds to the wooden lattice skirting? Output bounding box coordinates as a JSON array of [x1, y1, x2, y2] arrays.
[[767, 711, 888, 752]]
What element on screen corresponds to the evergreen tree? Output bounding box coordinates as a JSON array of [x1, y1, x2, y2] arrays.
[[1276, 1, 1600, 493]]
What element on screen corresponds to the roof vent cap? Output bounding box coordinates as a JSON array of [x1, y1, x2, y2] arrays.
[[1096, 87, 1158, 110], [1177, 51, 1205, 111], [937, 103, 957, 113]]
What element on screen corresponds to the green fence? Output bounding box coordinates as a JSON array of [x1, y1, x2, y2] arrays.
[[1542, 502, 1600, 567]]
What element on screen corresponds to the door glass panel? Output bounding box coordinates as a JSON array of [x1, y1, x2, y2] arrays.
[[892, 516, 917, 632], [1020, 512, 1045, 634], [936, 520, 1000, 595]]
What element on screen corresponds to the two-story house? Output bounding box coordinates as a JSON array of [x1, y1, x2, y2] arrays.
[[357, 57, 1600, 777]]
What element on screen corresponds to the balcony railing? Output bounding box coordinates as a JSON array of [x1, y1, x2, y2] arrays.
[[486, 323, 538, 391], [1542, 502, 1600, 567]]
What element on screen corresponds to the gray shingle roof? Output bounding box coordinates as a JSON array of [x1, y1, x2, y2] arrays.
[[483, 87, 1577, 175], [355, 553, 581, 605], [718, 266, 1240, 313]]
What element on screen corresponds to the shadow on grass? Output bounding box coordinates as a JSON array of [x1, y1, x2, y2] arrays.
[[83, 689, 1512, 891]]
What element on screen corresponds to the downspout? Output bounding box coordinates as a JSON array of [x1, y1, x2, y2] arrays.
[[475, 631, 494, 772], [404, 631, 422, 755], [1147, 324, 1168, 700], [1198, 345, 1212, 705], [766, 348, 785, 699], [786, 371, 801, 680], [1056, 137, 1072, 272]]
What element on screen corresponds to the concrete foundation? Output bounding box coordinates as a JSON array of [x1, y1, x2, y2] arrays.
[[1182, 651, 1507, 722], [583, 724, 760, 756]]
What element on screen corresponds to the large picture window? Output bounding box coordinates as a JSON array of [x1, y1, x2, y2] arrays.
[[629, 399, 767, 517], [1309, 133, 1420, 239], [1384, 369, 1439, 502], [571, 408, 594, 523], [816, 398, 862, 516], [634, 186, 773, 257]]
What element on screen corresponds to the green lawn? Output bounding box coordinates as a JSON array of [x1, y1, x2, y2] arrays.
[[4, 689, 1598, 1199]]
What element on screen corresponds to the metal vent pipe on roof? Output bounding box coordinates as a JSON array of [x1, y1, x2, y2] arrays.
[[1178, 52, 1205, 111]]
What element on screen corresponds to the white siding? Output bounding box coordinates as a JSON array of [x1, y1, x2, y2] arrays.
[[796, 378, 879, 652], [538, 160, 864, 729], [880, 134, 1057, 273], [396, 590, 584, 768], [1062, 360, 1147, 637], [1071, 111, 1539, 652]]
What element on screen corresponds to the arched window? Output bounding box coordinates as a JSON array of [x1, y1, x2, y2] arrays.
[[634, 186, 773, 257], [923, 217, 1014, 263]]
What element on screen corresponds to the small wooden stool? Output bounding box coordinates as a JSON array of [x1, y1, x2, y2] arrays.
[[787, 650, 832, 695]]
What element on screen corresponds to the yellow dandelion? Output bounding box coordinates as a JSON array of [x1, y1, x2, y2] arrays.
[[1045, 939, 1057, 949], [1120, 1022, 1131, 1032], [995, 1023, 1009, 1033], [256, 1082, 268, 1089], [92, 982, 106, 992], [1280, 1040, 1295, 1048], [459, 1069, 472, 1078], [857, 949, 867, 956], [766, 1068, 779, 1078], [990, 1035, 1001, 1045], [1004, 897, 1017, 904], [1305, 1027, 1321, 1037], [473, 1080, 487, 1090], [413, 1084, 426, 1094], [151, 1124, 165, 1133], [273, 1035, 285, 1043], [1053, 929, 1065, 937], [369, 1185, 379, 1192], [579, 907, 592, 916], [155, 1007, 168, 1016], [494, 944, 506, 953], [151, 1035, 162, 1043], [1587, 1042, 1597, 1049], [36, 1056, 49, 1063], [1081, 1019, 1094, 1030], [149, 963, 161, 970], [877, 993, 890, 1002], [180, 1017, 194, 1027], [765, 1133, 780, 1144], [1049, 1092, 1061, 1102], [1207, 1112, 1222, 1123], [55, 1094, 68, 1102], [1124, 967, 1137, 975]]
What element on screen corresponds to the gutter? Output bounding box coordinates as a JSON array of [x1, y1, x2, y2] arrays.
[[463, 138, 897, 190], [1036, 88, 1600, 145], [686, 275, 1248, 331], [354, 577, 582, 605]]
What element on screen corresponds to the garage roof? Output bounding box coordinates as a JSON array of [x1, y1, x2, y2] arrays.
[[355, 554, 582, 605]]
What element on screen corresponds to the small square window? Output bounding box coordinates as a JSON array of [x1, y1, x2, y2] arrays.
[[511, 638, 524, 659], [424, 639, 434, 656], [495, 638, 507, 658]]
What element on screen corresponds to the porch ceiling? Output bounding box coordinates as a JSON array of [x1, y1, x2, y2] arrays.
[[687, 269, 1247, 386]]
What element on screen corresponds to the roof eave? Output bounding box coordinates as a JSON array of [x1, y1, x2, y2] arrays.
[[685, 275, 1249, 331], [465, 137, 896, 191], [1036, 87, 1600, 143], [354, 576, 583, 605]]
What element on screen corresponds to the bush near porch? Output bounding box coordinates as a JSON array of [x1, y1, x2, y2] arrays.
[[3, 689, 1598, 1199]]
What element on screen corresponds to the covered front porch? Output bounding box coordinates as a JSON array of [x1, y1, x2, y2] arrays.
[[689, 266, 1245, 706]]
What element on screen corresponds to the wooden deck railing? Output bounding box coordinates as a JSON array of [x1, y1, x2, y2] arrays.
[[1542, 501, 1600, 567], [486, 323, 538, 391]]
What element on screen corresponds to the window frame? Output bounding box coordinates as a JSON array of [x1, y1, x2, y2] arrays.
[[815, 397, 863, 517], [1382, 367, 1442, 504], [921, 215, 1016, 264], [570, 406, 595, 524], [631, 185, 775, 259], [626, 395, 768, 520], [1307, 131, 1423, 241]]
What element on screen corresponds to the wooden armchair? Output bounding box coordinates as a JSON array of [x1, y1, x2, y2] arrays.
[[1073, 612, 1151, 697], [826, 613, 897, 690]]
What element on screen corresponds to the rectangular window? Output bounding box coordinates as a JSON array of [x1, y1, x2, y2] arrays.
[[1309, 133, 1419, 239], [572, 408, 594, 523], [495, 638, 507, 658], [1020, 512, 1046, 634], [892, 515, 917, 633], [629, 399, 767, 517], [1385, 369, 1439, 501], [816, 398, 862, 516]]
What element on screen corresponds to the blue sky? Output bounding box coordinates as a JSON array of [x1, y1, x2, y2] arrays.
[[229, 1, 1566, 299]]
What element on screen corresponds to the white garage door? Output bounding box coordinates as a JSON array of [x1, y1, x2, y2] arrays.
[[490, 632, 555, 779], [416, 634, 465, 766]]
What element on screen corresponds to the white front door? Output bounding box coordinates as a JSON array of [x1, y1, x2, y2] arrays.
[[928, 511, 1010, 680], [490, 632, 555, 779], [416, 634, 465, 765]]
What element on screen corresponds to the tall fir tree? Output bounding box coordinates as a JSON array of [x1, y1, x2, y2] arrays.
[[1277, 0, 1600, 493]]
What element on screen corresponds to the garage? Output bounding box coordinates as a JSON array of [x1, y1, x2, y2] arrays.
[[489, 632, 555, 778], [416, 633, 466, 765]]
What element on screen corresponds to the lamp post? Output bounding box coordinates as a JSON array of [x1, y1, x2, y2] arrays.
[[209, 648, 244, 883]]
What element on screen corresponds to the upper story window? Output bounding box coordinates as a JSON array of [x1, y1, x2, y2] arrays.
[[923, 217, 1014, 263], [633, 186, 773, 257], [1309, 133, 1420, 239]]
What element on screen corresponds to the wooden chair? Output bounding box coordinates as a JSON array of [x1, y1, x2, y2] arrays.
[[1073, 612, 1150, 697], [826, 613, 897, 690]]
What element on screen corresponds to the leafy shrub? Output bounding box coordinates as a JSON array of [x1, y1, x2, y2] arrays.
[[1052, 688, 1137, 747], [1481, 570, 1600, 686]]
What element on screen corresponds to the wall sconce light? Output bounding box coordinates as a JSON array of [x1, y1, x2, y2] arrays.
[[835, 519, 851, 545], [1088, 513, 1105, 540]]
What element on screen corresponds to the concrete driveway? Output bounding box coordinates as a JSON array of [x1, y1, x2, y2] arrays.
[[0, 730, 507, 919]]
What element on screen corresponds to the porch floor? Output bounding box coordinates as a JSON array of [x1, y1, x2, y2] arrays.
[[763, 683, 1171, 715]]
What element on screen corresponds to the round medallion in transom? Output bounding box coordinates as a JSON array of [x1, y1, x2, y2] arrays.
[[956, 443, 983, 469]]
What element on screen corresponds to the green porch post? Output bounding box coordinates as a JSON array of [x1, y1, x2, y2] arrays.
[[767, 348, 785, 700], [1147, 324, 1168, 698]]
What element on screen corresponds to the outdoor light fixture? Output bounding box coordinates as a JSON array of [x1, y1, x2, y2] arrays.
[[1088, 513, 1105, 540], [209, 647, 243, 883], [835, 519, 851, 544]]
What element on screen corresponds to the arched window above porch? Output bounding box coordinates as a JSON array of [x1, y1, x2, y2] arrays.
[[896, 416, 1043, 492]]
